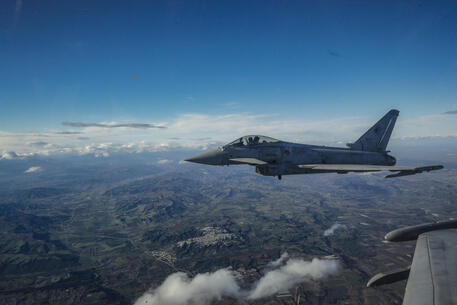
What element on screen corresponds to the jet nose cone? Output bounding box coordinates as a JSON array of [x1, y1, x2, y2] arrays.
[[185, 149, 226, 165]]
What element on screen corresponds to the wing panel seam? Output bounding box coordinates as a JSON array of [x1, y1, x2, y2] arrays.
[[425, 234, 436, 305]]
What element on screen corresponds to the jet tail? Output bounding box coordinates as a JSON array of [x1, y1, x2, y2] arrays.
[[348, 109, 399, 152]]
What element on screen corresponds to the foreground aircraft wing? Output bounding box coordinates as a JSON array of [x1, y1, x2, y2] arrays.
[[297, 164, 443, 178], [367, 220, 457, 305], [229, 158, 268, 165]]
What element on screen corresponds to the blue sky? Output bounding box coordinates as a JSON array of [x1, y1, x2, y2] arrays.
[[0, 0, 457, 156]]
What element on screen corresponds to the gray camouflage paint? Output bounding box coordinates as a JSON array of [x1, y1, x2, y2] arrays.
[[185, 110, 441, 179]]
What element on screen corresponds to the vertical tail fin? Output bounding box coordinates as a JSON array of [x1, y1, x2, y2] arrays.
[[348, 109, 399, 152]]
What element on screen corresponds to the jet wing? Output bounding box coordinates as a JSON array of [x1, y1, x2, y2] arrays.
[[229, 158, 268, 165], [297, 164, 443, 178], [402, 230, 457, 305], [368, 220, 457, 305]]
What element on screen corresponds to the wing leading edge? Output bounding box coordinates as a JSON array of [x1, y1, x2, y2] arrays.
[[298, 164, 443, 178]]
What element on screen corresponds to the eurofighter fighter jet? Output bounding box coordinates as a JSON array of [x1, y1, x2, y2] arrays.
[[185, 109, 443, 180]]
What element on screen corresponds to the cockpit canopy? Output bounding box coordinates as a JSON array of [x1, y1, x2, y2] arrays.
[[225, 135, 280, 147]]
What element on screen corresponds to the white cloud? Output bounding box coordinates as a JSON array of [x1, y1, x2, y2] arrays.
[[134, 269, 240, 305], [1, 151, 37, 160], [247, 258, 340, 300], [157, 159, 171, 164], [324, 223, 347, 237], [24, 166, 42, 173], [1, 151, 19, 160], [134, 255, 340, 305]]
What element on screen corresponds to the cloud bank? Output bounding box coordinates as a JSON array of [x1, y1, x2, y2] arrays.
[[62, 122, 166, 129], [1, 151, 19, 160], [324, 223, 347, 237], [134, 256, 340, 305], [1, 111, 456, 158]]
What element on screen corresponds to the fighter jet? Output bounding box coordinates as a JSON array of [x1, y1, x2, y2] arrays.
[[367, 220, 457, 305], [185, 109, 443, 179]]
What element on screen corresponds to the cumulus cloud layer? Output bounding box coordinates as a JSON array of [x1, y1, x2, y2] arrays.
[[1, 111, 456, 158], [134, 256, 340, 305], [324, 223, 347, 237], [443, 110, 457, 115], [62, 122, 166, 129]]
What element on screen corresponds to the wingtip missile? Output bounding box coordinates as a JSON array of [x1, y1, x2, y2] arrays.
[[385, 165, 443, 178]]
